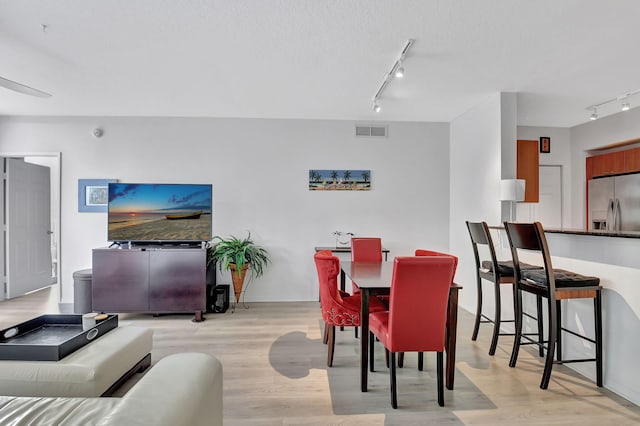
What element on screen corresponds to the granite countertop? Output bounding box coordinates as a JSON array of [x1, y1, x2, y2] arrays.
[[488, 225, 640, 239], [543, 228, 640, 238]]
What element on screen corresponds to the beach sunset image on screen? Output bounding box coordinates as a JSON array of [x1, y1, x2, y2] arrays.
[[107, 183, 212, 242]]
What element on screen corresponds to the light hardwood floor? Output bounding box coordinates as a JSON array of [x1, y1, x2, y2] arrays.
[[1, 286, 639, 425]]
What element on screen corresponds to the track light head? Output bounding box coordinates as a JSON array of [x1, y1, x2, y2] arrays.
[[590, 109, 598, 120], [621, 99, 630, 111], [373, 102, 381, 113], [395, 62, 405, 78]]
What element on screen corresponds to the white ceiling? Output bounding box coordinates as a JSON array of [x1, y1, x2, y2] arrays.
[[1, 0, 639, 127]]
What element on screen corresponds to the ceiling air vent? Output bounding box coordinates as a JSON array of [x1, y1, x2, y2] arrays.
[[355, 125, 388, 138]]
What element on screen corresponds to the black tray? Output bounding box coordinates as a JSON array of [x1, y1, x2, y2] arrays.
[[0, 314, 118, 361]]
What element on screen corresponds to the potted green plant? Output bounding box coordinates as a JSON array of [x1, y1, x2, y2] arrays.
[[208, 232, 270, 304]]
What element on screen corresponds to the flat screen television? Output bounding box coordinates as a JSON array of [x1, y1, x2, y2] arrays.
[[107, 183, 212, 244]]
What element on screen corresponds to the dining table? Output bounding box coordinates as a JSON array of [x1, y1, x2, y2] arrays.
[[314, 246, 391, 262], [340, 260, 462, 392]]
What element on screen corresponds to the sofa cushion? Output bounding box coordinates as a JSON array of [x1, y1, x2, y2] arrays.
[[0, 395, 118, 426], [481, 260, 542, 276]]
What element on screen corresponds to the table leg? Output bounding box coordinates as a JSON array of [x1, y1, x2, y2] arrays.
[[446, 287, 460, 390], [360, 288, 370, 392]]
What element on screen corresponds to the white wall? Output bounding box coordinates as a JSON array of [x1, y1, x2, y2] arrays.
[[449, 93, 505, 313], [0, 116, 450, 304], [517, 126, 572, 226], [500, 93, 518, 221], [569, 107, 640, 228]]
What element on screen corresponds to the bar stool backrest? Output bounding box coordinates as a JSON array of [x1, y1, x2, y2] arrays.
[[503, 221, 556, 295], [466, 221, 499, 279]]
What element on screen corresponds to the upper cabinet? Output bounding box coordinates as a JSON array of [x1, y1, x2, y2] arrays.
[[517, 140, 539, 202], [590, 151, 625, 177], [588, 147, 640, 179], [624, 147, 640, 173]]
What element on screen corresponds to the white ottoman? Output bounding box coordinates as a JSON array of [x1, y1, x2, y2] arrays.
[[0, 326, 152, 397], [0, 353, 222, 426]]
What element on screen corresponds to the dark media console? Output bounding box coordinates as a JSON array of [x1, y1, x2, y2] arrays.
[[92, 246, 208, 321]]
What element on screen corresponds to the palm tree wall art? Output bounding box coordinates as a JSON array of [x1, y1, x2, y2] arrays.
[[308, 169, 371, 191]]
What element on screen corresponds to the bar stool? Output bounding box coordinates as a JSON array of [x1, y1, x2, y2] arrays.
[[466, 221, 543, 356], [504, 221, 603, 389]]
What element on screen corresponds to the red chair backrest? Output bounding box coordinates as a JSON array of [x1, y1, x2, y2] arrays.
[[314, 250, 361, 327], [415, 249, 458, 284], [387, 256, 455, 353], [351, 238, 383, 262], [314, 250, 342, 306]]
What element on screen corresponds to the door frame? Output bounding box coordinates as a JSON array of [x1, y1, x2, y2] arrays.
[[0, 152, 61, 302]]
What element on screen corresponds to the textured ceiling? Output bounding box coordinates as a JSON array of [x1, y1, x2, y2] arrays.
[[1, 0, 639, 127]]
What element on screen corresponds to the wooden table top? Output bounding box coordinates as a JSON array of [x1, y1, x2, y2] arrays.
[[341, 260, 462, 290]]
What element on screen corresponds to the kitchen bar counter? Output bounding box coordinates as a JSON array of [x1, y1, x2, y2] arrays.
[[490, 225, 640, 239], [545, 228, 640, 239], [489, 225, 640, 269]]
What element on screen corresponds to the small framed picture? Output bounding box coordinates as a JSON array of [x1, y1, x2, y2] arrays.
[[540, 137, 551, 153], [78, 179, 117, 212]]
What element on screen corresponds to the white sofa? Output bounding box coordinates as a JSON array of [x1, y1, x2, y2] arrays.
[[0, 352, 223, 426]]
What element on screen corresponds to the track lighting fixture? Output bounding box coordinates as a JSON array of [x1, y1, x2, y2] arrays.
[[587, 89, 640, 120], [370, 39, 414, 112]]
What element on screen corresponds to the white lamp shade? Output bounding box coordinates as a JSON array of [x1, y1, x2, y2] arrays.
[[500, 179, 525, 202]]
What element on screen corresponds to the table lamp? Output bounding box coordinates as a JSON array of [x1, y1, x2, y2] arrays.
[[500, 179, 525, 222]]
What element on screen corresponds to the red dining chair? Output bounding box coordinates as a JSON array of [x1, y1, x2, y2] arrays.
[[415, 250, 457, 367], [395, 249, 458, 369], [350, 237, 383, 293], [314, 251, 386, 367], [369, 256, 456, 408], [350, 237, 384, 337], [351, 237, 383, 262]]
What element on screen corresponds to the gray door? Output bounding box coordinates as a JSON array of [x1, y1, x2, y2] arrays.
[[588, 177, 614, 230], [5, 158, 53, 299], [614, 174, 640, 231]]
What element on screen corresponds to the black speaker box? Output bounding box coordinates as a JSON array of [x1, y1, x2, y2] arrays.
[[208, 284, 229, 313]]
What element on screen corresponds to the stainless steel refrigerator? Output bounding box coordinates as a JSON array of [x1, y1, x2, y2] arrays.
[[588, 174, 640, 231]]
